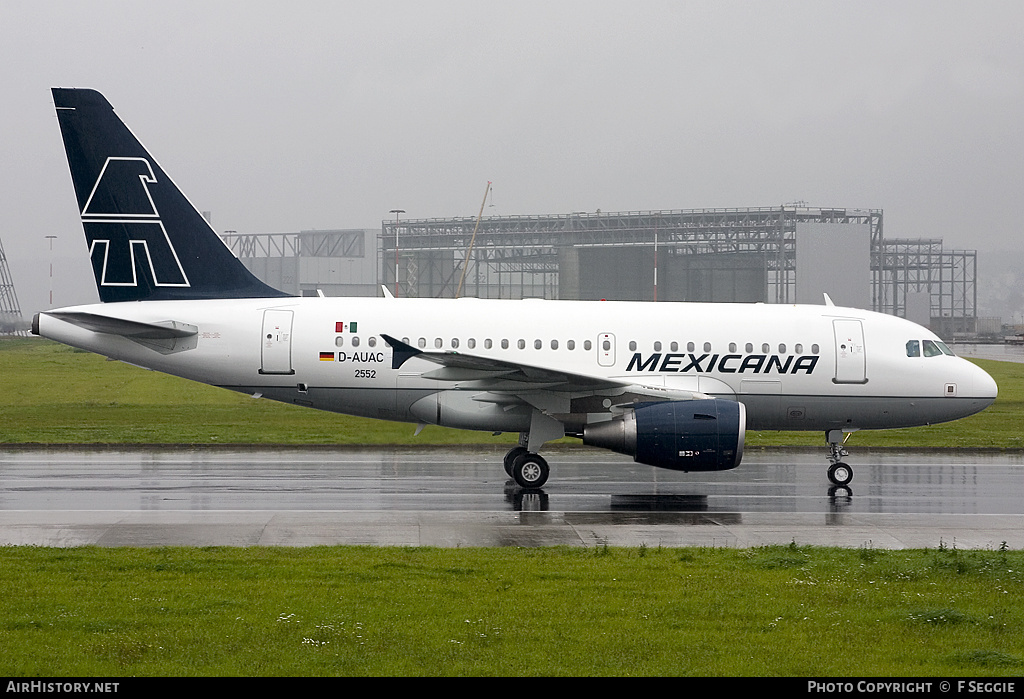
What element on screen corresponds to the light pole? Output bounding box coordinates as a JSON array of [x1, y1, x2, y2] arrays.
[[653, 215, 659, 302], [44, 235, 57, 308], [389, 209, 405, 297]]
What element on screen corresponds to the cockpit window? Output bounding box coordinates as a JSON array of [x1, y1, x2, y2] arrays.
[[936, 341, 955, 356], [922, 340, 943, 357], [906, 340, 920, 357]]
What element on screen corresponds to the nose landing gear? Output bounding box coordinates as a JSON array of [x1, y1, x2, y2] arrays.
[[826, 429, 854, 486]]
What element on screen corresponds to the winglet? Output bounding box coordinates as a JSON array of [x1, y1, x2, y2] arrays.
[[823, 293, 835, 306], [381, 333, 421, 369], [381, 285, 394, 299]]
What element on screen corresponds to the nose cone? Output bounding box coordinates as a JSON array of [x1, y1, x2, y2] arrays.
[[970, 361, 999, 404], [958, 359, 998, 419]]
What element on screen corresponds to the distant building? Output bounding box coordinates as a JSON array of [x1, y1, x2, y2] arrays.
[[222, 229, 378, 298], [222, 206, 979, 339], [0, 234, 26, 335]]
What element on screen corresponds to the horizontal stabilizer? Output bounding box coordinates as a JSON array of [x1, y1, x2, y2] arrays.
[[47, 311, 197, 339], [44, 311, 199, 355]]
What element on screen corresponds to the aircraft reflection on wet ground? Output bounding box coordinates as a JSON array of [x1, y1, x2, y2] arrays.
[[2, 448, 1023, 548], [2, 447, 1022, 516]]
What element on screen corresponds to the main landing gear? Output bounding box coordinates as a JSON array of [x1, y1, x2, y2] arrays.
[[826, 429, 854, 486], [503, 445, 550, 489]]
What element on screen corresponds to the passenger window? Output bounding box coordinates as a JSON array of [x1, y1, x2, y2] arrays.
[[703, 342, 711, 352], [451, 338, 459, 349], [687, 342, 695, 352], [629, 341, 637, 351], [418, 338, 426, 349], [534, 339, 542, 349], [501, 339, 509, 350], [811, 344, 819, 354], [906, 340, 920, 357], [745, 343, 753, 353], [484, 339, 492, 349], [335, 336, 344, 347], [729, 342, 737, 352], [567, 340, 575, 350], [795, 343, 802, 354], [603, 340, 611, 351], [762, 343, 770, 353], [584, 340, 592, 351], [778, 343, 787, 353], [654, 341, 662, 352], [434, 338, 442, 349], [670, 341, 678, 352], [518, 339, 526, 350], [352, 336, 360, 347], [368, 337, 377, 348], [923, 340, 943, 357]]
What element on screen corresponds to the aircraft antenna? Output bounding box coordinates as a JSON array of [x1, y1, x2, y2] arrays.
[[454, 181, 491, 299]]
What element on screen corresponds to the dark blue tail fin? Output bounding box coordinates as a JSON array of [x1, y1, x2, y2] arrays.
[[52, 88, 289, 302]]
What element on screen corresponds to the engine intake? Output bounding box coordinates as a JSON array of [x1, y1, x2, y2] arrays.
[[583, 399, 745, 471]]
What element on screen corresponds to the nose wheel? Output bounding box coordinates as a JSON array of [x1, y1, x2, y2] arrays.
[[826, 429, 855, 485]]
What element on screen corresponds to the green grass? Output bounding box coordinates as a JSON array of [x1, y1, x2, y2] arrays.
[[1, 544, 1022, 676], [3, 338, 1022, 676], [1, 336, 1019, 448], [0, 337, 518, 445]]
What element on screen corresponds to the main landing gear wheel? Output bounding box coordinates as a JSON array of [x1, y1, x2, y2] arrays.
[[511, 452, 550, 489], [827, 462, 853, 486], [503, 446, 529, 477]]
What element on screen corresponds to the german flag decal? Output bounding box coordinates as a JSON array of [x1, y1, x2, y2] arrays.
[[319, 352, 335, 361]]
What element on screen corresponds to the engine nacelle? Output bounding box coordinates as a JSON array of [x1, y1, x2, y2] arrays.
[[582, 399, 745, 472]]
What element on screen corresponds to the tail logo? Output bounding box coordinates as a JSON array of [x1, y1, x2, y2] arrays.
[[81, 157, 190, 289]]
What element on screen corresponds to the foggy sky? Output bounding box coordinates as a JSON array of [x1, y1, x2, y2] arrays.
[[2, 0, 1022, 317]]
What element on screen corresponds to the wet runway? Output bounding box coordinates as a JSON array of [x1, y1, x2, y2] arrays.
[[955, 342, 1024, 364], [1, 446, 1023, 549]]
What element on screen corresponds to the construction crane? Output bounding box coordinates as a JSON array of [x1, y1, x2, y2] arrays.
[[0, 234, 26, 335], [454, 181, 492, 299]]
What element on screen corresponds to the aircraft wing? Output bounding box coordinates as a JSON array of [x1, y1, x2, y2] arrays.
[[382, 333, 629, 391], [380, 333, 704, 413]]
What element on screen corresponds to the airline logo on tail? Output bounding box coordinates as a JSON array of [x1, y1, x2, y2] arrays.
[[81, 157, 190, 289]]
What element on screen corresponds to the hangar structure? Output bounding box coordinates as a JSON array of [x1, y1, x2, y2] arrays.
[[0, 234, 26, 334], [380, 207, 976, 336], [221, 206, 978, 338], [221, 228, 379, 298]]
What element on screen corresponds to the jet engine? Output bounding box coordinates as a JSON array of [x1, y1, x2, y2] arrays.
[[582, 399, 745, 471]]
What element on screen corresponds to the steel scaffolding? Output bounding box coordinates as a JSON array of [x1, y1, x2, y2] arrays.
[[215, 206, 978, 335], [0, 235, 25, 334], [877, 238, 977, 335], [382, 206, 884, 304]]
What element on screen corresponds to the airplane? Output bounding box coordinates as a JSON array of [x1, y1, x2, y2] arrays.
[[33, 87, 998, 490]]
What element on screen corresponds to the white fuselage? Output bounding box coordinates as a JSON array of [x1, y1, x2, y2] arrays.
[[37, 296, 998, 435]]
